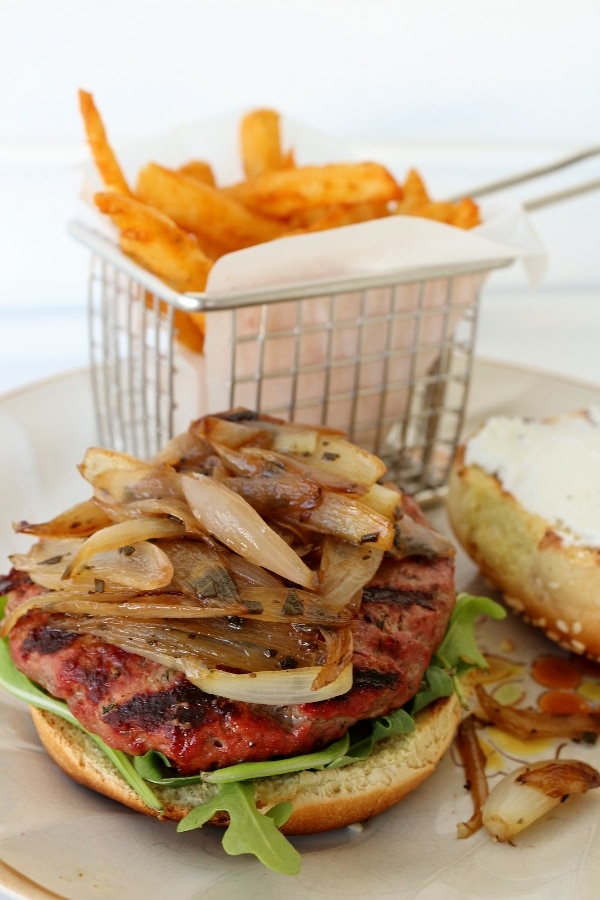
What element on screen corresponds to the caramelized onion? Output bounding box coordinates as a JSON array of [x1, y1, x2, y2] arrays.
[[301, 433, 387, 486], [10, 537, 84, 589], [391, 512, 456, 560], [56, 615, 352, 703], [0, 592, 247, 630], [8, 413, 442, 701], [475, 683, 600, 741], [297, 491, 395, 550], [196, 662, 353, 704], [181, 473, 317, 588], [61, 517, 185, 580], [14, 498, 112, 537], [221, 474, 321, 516], [105, 497, 205, 534], [455, 713, 489, 838], [158, 539, 240, 605], [482, 759, 600, 842], [214, 443, 361, 493], [195, 414, 272, 449], [11, 535, 176, 592], [79, 447, 183, 510], [318, 537, 383, 613]]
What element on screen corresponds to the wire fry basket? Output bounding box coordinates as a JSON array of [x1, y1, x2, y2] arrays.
[[70, 221, 511, 502]]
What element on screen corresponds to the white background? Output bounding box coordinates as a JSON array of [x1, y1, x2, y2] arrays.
[[1, 0, 599, 394]]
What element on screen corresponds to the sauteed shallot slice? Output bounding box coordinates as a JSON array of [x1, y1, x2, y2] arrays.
[[482, 759, 600, 842], [181, 473, 317, 589]]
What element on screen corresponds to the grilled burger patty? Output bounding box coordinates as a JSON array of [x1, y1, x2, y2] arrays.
[[3, 536, 454, 775]]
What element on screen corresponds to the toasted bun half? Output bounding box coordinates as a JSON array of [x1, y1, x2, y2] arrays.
[[30, 694, 460, 835], [447, 443, 600, 660]]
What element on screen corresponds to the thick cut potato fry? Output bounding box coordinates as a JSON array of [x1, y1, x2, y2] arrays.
[[136, 162, 286, 253], [79, 92, 483, 360], [226, 162, 403, 219], [94, 192, 212, 294], [78, 89, 131, 196], [396, 167, 481, 229], [177, 160, 217, 187], [452, 196, 481, 228], [290, 200, 392, 233], [403, 167, 429, 203], [240, 108, 286, 179]]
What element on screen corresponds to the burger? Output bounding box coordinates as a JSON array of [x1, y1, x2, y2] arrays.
[[0, 410, 501, 874]]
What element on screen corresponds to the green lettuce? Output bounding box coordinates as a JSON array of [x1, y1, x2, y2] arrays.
[[0, 592, 504, 875]]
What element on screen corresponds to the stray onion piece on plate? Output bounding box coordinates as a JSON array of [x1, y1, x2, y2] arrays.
[[475, 683, 600, 741], [455, 683, 600, 843], [482, 759, 600, 842], [455, 713, 489, 839]]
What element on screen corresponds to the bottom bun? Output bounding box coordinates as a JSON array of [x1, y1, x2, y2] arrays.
[[30, 694, 460, 835]]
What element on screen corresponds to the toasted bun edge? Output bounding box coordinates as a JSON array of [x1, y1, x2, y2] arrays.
[[30, 694, 460, 835], [447, 447, 600, 660]]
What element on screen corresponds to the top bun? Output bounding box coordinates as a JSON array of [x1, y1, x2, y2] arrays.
[[30, 694, 460, 835], [447, 410, 600, 659]]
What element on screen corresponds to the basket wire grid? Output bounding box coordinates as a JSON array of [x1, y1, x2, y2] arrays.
[[84, 236, 496, 501], [78, 144, 600, 500]]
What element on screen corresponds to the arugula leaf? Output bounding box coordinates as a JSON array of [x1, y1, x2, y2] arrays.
[[435, 592, 506, 676], [203, 734, 351, 784], [432, 591, 505, 706], [410, 665, 454, 715], [327, 706, 416, 767], [178, 781, 301, 875], [134, 750, 203, 787]]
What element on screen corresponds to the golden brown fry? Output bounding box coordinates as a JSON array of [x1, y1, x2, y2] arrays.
[[289, 200, 391, 233], [94, 192, 212, 294], [396, 168, 481, 229], [240, 108, 286, 179], [451, 196, 482, 229], [403, 167, 430, 203], [281, 148, 296, 169], [417, 201, 458, 224], [177, 159, 217, 187], [226, 162, 403, 219], [136, 162, 286, 254], [78, 89, 131, 196]]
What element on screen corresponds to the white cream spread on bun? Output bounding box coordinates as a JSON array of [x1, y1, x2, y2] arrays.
[[464, 409, 600, 548]]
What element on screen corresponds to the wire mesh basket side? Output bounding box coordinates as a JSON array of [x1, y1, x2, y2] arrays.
[[221, 273, 483, 499], [87, 254, 177, 457], [86, 253, 483, 499]]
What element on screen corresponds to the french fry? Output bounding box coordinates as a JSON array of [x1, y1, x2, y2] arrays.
[[396, 167, 481, 229], [416, 202, 459, 224], [79, 92, 483, 360], [225, 162, 403, 219], [403, 167, 429, 203], [136, 162, 286, 253], [240, 108, 287, 178], [289, 200, 392, 233], [451, 196, 482, 229], [78, 89, 131, 196], [94, 192, 212, 294], [177, 160, 217, 187]]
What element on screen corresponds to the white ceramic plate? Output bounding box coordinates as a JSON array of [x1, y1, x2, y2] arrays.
[[1, 362, 600, 900]]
